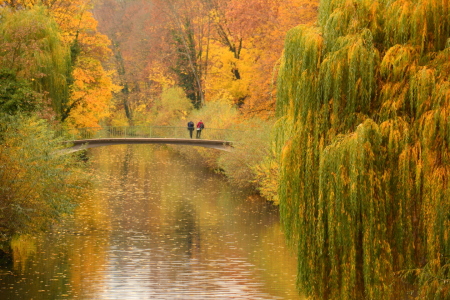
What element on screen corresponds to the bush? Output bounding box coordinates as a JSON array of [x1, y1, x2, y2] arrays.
[[0, 113, 89, 241], [180, 100, 239, 131], [152, 86, 193, 125], [0, 69, 42, 114], [218, 118, 278, 201]]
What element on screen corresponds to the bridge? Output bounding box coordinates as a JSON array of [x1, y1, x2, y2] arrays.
[[58, 126, 234, 152]]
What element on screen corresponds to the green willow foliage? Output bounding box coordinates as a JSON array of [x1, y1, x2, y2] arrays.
[[0, 6, 70, 116], [0, 69, 41, 114], [0, 114, 89, 241], [276, 0, 450, 299]]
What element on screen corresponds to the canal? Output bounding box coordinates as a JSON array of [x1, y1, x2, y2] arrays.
[[0, 145, 303, 299]]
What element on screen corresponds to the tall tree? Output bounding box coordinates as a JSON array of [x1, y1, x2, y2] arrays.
[[0, 0, 115, 126], [204, 0, 318, 114], [49, 0, 115, 127], [0, 5, 71, 117], [93, 0, 155, 125], [151, 0, 210, 108], [275, 0, 450, 299], [92, 0, 318, 120]]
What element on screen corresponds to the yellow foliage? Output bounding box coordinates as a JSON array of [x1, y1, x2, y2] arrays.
[[152, 86, 193, 126], [65, 57, 114, 128], [148, 62, 176, 88], [0, 0, 115, 126], [205, 40, 251, 103]]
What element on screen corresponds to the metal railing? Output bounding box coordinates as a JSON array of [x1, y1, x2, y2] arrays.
[[55, 126, 236, 141]]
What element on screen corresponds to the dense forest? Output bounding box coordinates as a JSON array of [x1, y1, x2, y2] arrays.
[[1, 0, 450, 299]]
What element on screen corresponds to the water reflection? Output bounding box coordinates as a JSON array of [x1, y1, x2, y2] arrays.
[[0, 145, 303, 299]]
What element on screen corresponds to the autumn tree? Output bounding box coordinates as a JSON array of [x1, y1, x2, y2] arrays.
[[91, 0, 318, 124], [0, 113, 89, 240], [0, 5, 71, 117], [150, 0, 211, 108], [275, 0, 450, 299], [48, 0, 115, 127], [203, 0, 318, 115], [61, 9, 116, 128], [240, 0, 318, 116], [0, 1, 115, 127], [93, 0, 157, 126]]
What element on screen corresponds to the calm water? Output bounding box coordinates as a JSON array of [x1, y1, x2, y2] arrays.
[[0, 145, 303, 299]]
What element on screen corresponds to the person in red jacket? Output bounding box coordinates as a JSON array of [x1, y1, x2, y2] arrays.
[[196, 120, 204, 138]]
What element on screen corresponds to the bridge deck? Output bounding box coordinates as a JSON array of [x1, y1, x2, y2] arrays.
[[64, 138, 233, 152]]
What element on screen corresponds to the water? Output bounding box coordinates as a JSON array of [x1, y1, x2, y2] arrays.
[[0, 145, 303, 299]]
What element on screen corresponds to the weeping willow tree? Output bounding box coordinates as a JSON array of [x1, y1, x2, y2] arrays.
[[0, 6, 70, 117], [275, 0, 450, 299]]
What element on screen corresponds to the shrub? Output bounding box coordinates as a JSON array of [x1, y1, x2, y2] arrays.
[[218, 118, 277, 198], [0, 113, 89, 241]]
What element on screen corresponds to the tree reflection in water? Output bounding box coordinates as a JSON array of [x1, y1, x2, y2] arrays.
[[0, 145, 303, 300]]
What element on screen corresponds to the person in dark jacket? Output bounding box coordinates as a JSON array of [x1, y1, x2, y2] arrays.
[[187, 121, 195, 138], [196, 120, 204, 138]]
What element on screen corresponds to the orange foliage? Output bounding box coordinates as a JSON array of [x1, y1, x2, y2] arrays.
[[48, 1, 115, 127], [233, 0, 318, 117], [89, 0, 319, 124], [93, 0, 159, 124], [1, 0, 115, 127], [189, 0, 319, 117]]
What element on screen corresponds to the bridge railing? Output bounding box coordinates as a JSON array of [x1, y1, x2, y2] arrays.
[[56, 126, 235, 141]]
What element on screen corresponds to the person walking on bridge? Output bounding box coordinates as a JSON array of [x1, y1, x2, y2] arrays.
[[196, 120, 204, 138], [187, 120, 195, 138]]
